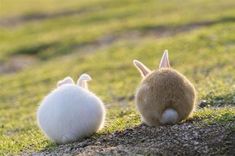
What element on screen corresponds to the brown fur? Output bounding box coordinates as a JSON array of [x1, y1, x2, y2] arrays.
[[135, 68, 197, 126]]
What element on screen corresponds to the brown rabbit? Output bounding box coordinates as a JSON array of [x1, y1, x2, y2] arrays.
[[133, 50, 197, 126]]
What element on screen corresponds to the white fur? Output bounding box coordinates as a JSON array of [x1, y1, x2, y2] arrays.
[[77, 73, 92, 89], [160, 108, 178, 124], [37, 75, 105, 144], [57, 76, 74, 87]]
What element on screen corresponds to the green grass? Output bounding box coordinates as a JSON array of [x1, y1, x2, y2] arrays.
[[0, 0, 235, 155], [1, 0, 235, 61]]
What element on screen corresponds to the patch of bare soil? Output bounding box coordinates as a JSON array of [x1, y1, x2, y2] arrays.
[[0, 55, 37, 74], [33, 120, 235, 156]]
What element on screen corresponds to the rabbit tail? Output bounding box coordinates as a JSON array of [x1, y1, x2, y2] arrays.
[[160, 108, 178, 124]]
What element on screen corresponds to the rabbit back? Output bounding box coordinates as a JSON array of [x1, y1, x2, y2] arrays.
[[136, 69, 196, 126], [37, 84, 105, 144]]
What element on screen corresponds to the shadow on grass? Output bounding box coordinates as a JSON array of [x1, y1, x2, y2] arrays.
[[199, 91, 235, 108], [136, 16, 235, 34], [12, 42, 58, 56], [10, 16, 235, 59], [0, 8, 98, 27]]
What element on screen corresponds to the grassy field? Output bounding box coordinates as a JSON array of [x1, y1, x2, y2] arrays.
[[0, 0, 235, 155]]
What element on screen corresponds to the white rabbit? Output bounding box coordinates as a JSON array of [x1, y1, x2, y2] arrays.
[[37, 73, 106, 144]]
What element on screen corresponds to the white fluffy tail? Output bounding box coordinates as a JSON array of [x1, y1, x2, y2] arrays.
[[160, 108, 178, 124]]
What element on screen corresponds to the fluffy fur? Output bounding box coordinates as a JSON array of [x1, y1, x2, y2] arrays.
[[160, 108, 178, 124], [133, 50, 196, 126], [37, 74, 105, 144]]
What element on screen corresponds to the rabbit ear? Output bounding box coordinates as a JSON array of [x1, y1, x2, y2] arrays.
[[159, 50, 170, 68], [57, 77, 74, 87], [133, 59, 151, 77], [77, 73, 92, 89]]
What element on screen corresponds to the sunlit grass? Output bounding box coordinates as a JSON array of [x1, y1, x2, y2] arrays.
[[0, 0, 235, 155], [0, 0, 234, 60]]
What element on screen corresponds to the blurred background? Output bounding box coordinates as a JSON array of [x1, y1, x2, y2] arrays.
[[0, 0, 235, 154], [0, 0, 234, 73]]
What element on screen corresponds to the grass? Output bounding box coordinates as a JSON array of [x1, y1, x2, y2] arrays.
[[1, 0, 235, 61], [0, 0, 235, 155]]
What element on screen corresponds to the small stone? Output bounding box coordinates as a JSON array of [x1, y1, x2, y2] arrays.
[[199, 100, 209, 108]]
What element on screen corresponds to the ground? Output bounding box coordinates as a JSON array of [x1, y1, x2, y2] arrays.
[[0, 0, 235, 155], [33, 109, 235, 156], [34, 122, 235, 156]]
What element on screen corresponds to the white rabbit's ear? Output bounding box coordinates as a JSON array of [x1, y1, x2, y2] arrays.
[[77, 73, 92, 89], [57, 77, 74, 87], [133, 59, 151, 77], [159, 50, 170, 68]]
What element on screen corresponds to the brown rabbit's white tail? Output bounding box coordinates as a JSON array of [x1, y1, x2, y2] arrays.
[[160, 108, 178, 124], [77, 73, 92, 89]]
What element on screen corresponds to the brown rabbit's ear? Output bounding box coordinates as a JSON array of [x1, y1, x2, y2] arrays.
[[77, 73, 92, 89], [57, 77, 74, 87], [159, 50, 170, 68], [133, 60, 151, 77]]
